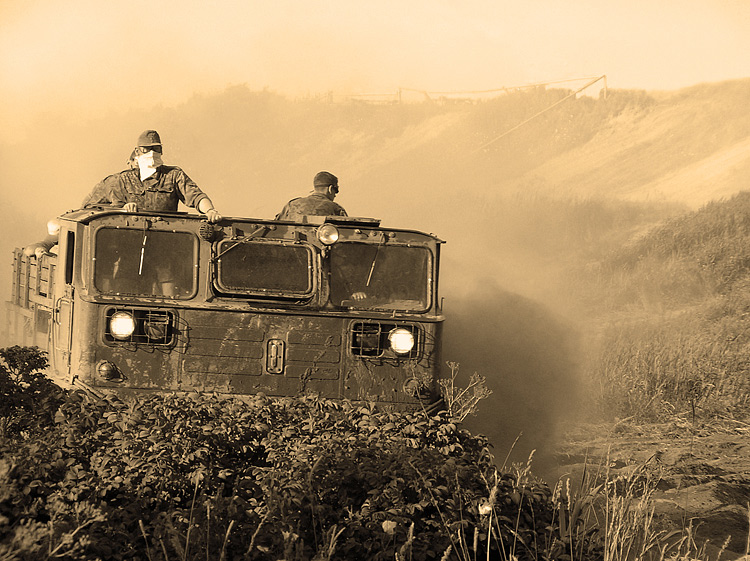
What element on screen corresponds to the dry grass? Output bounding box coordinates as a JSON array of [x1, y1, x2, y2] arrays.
[[439, 362, 493, 423], [543, 455, 745, 561], [551, 191, 750, 424], [586, 314, 750, 423]]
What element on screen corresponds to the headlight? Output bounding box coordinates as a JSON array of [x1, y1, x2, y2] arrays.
[[389, 328, 415, 355], [110, 311, 136, 340], [96, 360, 122, 381], [143, 312, 169, 342], [317, 224, 339, 245]]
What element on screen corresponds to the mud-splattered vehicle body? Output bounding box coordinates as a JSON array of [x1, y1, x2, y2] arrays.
[[5, 209, 445, 409]]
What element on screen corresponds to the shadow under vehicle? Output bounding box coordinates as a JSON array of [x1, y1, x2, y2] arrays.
[[4, 209, 445, 410]]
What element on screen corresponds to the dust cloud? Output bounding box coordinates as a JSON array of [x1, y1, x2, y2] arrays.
[[441, 275, 582, 471]]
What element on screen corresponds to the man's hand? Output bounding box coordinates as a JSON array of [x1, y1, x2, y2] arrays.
[[35, 247, 51, 259], [23, 241, 55, 259], [205, 209, 223, 223], [122, 202, 138, 212], [351, 292, 368, 301]]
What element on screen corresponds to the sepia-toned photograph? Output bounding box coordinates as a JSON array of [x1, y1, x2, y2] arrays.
[[1, 1, 749, 558]]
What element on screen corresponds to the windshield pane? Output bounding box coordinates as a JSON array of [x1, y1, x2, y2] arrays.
[[94, 228, 196, 298], [330, 243, 430, 311], [216, 241, 312, 295]]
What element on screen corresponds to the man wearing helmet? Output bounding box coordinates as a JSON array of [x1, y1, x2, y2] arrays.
[[82, 130, 222, 223], [24, 130, 222, 260]]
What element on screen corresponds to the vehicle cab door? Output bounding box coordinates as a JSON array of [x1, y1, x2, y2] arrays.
[[51, 229, 75, 381]]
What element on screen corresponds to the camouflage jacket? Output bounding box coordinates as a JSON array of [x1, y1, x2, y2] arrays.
[[275, 193, 348, 221], [81, 166, 208, 212]]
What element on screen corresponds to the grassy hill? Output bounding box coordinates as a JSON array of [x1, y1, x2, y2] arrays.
[[489, 80, 750, 207], [573, 191, 750, 423], [5, 79, 750, 222]]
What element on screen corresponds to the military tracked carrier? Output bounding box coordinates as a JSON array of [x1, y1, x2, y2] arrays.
[[4, 209, 445, 410]]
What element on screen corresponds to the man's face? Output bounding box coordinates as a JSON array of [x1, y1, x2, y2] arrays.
[[329, 184, 339, 200], [135, 145, 164, 175]]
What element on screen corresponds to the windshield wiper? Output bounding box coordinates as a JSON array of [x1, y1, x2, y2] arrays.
[[365, 233, 387, 287], [211, 226, 269, 262], [138, 233, 147, 275]]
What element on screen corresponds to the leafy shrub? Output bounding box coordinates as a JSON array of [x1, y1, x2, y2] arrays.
[[0, 346, 64, 436], [0, 353, 556, 561]]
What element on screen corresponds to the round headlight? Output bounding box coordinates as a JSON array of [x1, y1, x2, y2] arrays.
[[389, 328, 415, 355], [110, 311, 136, 340], [317, 224, 339, 245]]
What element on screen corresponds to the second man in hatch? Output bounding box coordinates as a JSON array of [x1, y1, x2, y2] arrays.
[[276, 171, 347, 221]]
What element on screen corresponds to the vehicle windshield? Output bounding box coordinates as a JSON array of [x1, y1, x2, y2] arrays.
[[330, 242, 430, 311], [94, 228, 196, 298], [215, 240, 312, 296]]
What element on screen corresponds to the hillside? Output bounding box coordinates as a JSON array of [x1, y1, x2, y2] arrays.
[[493, 81, 750, 208], [4, 79, 750, 222], [3, 80, 749, 293], [547, 191, 750, 555]]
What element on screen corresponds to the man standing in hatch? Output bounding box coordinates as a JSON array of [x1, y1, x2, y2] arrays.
[[275, 171, 347, 221], [82, 130, 223, 223]]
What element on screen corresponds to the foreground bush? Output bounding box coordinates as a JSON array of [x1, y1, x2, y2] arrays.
[[0, 349, 555, 561], [0, 345, 65, 437]]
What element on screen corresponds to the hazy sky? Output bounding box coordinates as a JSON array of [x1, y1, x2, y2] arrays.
[[1, 0, 749, 141]]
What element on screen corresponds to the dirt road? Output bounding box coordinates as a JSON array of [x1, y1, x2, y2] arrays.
[[550, 420, 750, 559]]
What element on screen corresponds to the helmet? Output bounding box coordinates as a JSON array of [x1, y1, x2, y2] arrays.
[[137, 129, 162, 147]]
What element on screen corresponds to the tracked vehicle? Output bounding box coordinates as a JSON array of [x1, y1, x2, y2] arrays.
[[4, 209, 445, 409]]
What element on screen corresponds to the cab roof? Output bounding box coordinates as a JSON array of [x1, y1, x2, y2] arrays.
[[58, 208, 444, 242]]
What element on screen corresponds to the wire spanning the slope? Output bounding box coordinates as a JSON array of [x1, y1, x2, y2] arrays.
[[474, 75, 607, 153]]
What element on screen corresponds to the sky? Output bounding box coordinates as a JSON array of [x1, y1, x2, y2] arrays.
[[1, 0, 749, 142]]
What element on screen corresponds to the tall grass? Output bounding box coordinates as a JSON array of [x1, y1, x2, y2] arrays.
[[548, 455, 742, 561], [461, 190, 750, 557], [570, 192, 750, 423], [587, 312, 750, 422]]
